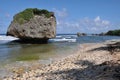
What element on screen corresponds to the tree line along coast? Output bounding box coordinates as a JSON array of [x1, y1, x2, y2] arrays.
[[77, 29, 120, 37]]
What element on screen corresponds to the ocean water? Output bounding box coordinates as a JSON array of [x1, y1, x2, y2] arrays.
[[0, 34, 120, 66], [0, 34, 78, 66], [0, 34, 120, 78]]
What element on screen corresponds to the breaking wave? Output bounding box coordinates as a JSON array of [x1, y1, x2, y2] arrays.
[[0, 35, 18, 41]]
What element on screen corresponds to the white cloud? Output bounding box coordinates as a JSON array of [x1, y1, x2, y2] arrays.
[[54, 8, 113, 33], [102, 20, 110, 25], [5, 13, 10, 18], [81, 17, 111, 32], [93, 16, 110, 27], [53, 8, 67, 18], [91, 27, 97, 30], [56, 16, 111, 33], [94, 16, 100, 22]]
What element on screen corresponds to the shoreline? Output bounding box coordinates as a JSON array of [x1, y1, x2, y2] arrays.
[[3, 42, 120, 80]]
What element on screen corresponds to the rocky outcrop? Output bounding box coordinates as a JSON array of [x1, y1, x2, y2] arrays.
[[7, 8, 56, 43], [77, 32, 87, 37]]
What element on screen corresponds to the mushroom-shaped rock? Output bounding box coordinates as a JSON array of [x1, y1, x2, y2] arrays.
[[7, 8, 56, 43]]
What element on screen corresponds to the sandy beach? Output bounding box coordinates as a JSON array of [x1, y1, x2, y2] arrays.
[[3, 42, 120, 80]]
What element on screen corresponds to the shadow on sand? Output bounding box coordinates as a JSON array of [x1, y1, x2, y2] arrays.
[[40, 60, 120, 80], [38, 43, 120, 80], [87, 42, 120, 54]]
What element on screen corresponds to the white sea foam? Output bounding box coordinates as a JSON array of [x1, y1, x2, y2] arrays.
[[0, 36, 18, 41], [56, 36, 62, 38], [49, 38, 76, 42]]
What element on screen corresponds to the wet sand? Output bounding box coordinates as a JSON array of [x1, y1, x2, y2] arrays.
[[3, 42, 120, 80]]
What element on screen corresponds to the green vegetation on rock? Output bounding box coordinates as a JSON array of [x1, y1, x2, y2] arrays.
[[14, 8, 54, 24], [106, 29, 120, 36], [33, 8, 54, 18]]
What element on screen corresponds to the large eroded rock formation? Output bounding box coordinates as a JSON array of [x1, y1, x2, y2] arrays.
[[7, 8, 56, 43]]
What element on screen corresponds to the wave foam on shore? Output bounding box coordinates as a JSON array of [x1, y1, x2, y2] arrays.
[[0, 36, 18, 41]]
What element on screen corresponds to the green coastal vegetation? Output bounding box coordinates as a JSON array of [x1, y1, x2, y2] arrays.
[[14, 8, 54, 24], [106, 29, 120, 36], [77, 29, 120, 36]]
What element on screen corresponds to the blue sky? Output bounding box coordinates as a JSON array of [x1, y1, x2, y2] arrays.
[[0, 0, 120, 34]]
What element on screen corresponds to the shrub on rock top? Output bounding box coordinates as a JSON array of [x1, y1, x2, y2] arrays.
[[7, 8, 56, 43]]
